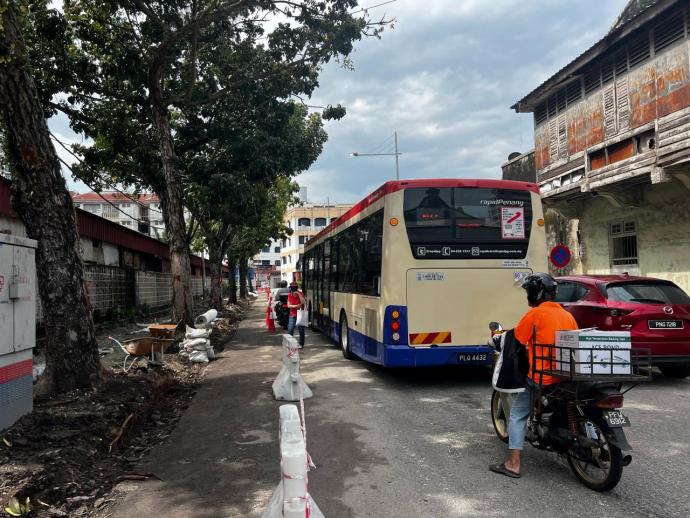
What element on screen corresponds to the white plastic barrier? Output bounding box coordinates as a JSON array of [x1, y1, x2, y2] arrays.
[[261, 405, 323, 518], [272, 334, 313, 401]]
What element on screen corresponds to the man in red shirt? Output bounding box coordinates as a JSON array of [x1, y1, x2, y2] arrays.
[[490, 273, 578, 478], [286, 281, 306, 348]]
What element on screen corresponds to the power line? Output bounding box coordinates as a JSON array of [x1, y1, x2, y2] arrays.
[[351, 0, 398, 15]]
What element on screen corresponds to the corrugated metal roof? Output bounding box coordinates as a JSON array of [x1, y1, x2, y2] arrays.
[[512, 0, 672, 112], [2, 176, 219, 271], [72, 191, 160, 204], [609, 0, 661, 33]]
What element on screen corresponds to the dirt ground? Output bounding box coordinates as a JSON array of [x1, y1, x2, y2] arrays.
[[0, 300, 251, 518]]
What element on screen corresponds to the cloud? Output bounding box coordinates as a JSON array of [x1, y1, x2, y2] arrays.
[[298, 0, 629, 204]]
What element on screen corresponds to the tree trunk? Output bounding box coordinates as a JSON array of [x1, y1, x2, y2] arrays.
[[227, 256, 237, 304], [149, 62, 193, 324], [207, 244, 223, 311], [0, 2, 101, 394], [238, 258, 248, 299]]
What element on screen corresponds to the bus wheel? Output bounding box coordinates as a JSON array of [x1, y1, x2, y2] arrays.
[[340, 313, 355, 360]]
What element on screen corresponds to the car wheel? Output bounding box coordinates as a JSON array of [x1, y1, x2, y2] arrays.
[[339, 313, 355, 360], [659, 365, 690, 378]]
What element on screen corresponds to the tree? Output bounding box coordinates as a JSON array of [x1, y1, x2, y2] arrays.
[[0, 1, 100, 394], [51, 0, 389, 324], [226, 176, 297, 299], [179, 95, 325, 310]]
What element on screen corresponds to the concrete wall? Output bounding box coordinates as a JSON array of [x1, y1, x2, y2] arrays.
[[547, 178, 690, 293], [501, 152, 536, 183]]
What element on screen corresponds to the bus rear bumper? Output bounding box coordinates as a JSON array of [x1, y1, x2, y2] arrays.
[[382, 344, 493, 368], [334, 322, 494, 368]]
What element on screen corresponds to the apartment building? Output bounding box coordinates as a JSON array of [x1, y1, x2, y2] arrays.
[[252, 238, 282, 289], [280, 203, 353, 282]]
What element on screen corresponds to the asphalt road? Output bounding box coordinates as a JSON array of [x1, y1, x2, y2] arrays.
[[300, 325, 690, 517], [105, 304, 690, 518]]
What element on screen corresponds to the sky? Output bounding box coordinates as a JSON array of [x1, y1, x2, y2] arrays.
[[54, 0, 629, 203]]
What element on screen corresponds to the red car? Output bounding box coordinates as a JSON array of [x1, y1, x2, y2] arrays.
[[555, 275, 690, 378]]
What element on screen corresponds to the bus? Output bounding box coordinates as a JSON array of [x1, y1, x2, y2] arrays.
[[301, 179, 547, 367]]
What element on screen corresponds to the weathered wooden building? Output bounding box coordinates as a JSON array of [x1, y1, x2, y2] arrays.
[[509, 0, 690, 292]]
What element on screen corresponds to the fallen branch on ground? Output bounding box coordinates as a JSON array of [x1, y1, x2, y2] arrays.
[[109, 413, 134, 453]]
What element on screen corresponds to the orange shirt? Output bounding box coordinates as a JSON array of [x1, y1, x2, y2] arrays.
[[514, 301, 578, 386]]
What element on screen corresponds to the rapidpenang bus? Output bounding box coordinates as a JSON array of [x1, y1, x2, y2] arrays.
[[301, 179, 547, 367]]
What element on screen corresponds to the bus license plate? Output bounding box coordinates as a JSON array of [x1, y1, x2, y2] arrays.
[[602, 410, 630, 428], [458, 353, 488, 363]]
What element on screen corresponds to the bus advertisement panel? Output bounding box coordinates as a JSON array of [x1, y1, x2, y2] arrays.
[[302, 179, 547, 367]]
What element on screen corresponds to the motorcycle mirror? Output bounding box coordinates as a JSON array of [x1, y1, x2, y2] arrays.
[[489, 322, 502, 332]]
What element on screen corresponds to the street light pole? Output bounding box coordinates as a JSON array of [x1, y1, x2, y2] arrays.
[[394, 131, 399, 181], [351, 131, 402, 180]]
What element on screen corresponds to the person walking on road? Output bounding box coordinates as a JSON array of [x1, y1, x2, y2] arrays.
[[286, 281, 306, 348], [489, 273, 578, 479]]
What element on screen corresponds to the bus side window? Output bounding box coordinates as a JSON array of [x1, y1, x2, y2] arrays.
[[359, 210, 384, 296], [330, 238, 339, 292], [374, 275, 381, 296]]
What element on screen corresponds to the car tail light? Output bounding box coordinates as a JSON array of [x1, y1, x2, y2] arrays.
[[608, 309, 632, 317], [594, 394, 624, 409]]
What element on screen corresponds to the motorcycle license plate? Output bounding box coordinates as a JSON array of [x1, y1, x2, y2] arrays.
[[458, 353, 488, 364], [602, 410, 630, 428]]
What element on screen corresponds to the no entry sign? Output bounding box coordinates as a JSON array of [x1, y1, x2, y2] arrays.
[[550, 245, 572, 269]]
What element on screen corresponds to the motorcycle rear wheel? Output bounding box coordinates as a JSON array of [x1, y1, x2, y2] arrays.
[[567, 419, 623, 492], [490, 390, 509, 444]]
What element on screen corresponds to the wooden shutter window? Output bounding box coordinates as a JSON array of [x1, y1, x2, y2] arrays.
[[603, 83, 617, 138], [549, 118, 559, 162], [558, 113, 568, 160], [616, 77, 630, 133]]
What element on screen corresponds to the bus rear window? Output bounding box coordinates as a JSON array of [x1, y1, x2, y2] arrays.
[[403, 187, 532, 259]]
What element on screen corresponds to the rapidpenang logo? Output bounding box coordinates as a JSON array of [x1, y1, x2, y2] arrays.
[[480, 199, 525, 207]]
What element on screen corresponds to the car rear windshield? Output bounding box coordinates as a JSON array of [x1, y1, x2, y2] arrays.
[[606, 282, 690, 304], [403, 187, 532, 259]]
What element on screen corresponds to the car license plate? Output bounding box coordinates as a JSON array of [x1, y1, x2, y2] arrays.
[[648, 320, 684, 330], [458, 353, 488, 363], [602, 410, 630, 428]]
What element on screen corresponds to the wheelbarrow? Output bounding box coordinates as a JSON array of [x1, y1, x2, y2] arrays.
[[109, 336, 174, 372]]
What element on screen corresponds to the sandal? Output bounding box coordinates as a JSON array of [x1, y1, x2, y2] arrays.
[[489, 463, 521, 478]]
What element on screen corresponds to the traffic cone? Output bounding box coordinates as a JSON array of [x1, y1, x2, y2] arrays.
[[266, 296, 276, 332]]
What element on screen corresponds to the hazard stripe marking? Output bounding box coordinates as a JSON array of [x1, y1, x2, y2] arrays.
[[409, 332, 452, 345]]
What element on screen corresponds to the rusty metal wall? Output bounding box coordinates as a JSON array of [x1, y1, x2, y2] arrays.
[[536, 40, 690, 177]]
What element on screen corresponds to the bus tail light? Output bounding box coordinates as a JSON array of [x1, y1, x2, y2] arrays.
[[385, 306, 407, 345]]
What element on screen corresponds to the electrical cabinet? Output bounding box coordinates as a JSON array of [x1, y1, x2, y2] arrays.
[[1, 233, 38, 430]]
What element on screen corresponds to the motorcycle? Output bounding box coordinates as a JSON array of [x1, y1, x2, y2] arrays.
[[273, 293, 290, 330], [488, 322, 644, 492]]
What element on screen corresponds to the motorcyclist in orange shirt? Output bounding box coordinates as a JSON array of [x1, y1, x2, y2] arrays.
[[490, 273, 578, 478]]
